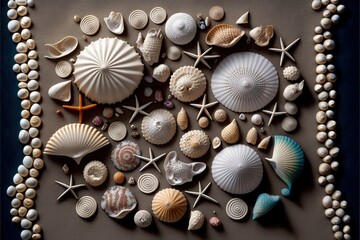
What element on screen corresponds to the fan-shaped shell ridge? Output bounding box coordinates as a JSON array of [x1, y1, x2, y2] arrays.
[[152, 188, 187, 222]]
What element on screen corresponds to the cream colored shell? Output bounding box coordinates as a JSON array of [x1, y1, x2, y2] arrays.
[[165, 13, 197, 45], [55, 61, 72, 78], [48, 80, 72, 102], [80, 15, 100, 35], [128, 10, 148, 30], [149, 7, 167, 24], [209, 6, 225, 21], [83, 160, 108, 186], [179, 130, 210, 159], [176, 107, 188, 131], [214, 109, 227, 123], [136, 29, 163, 65], [246, 127, 258, 145], [221, 119, 240, 144], [236, 11, 249, 24], [76, 196, 97, 218], [188, 210, 205, 230], [153, 64, 171, 82], [205, 24, 245, 48], [104, 12, 124, 35], [108, 121, 127, 141], [258, 136, 271, 150], [44, 36, 78, 59], [249, 25, 274, 47]]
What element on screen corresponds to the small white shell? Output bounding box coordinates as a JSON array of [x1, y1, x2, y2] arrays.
[[246, 127, 258, 145], [7, 186, 16, 197], [149, 7, 167, 24], [283, 80, 305, 101], [25, 177, 38, 188], [7, 9, 18, 20], [80, 15, 100, 35], [153, 64, 170, 82], [104, 12, 124, 35], [18, 165, 29, 177], [284, 102, 298, 115], [251, 114, 263, 126], [258, 136, 271, 150], [283, 66, 300, 81], [236, 11, 249, 24], [83, 160, 108, 187], [209, 6, 225, 21], [21, 29, 31, 40], [108, 121, 127, 141], [137, 173, 159, 194], [167, 46, 181, 60], [188, 210, 205, 230], [30, 104, 41, 116], [19, 129, 30, 144], [44, 36, 78, 59], [165, 13, 197, 45], [134, 210, 152, 228], [55, 61, 72, 78], [76, 196, 97, 218], [15, 53, 28, 64], [226, 198, 248, 220], [212, 136, 221, 149], [25, 188, 36, 199], [28, 70, 39, 80], [29, 91, 41, 103], [26, 39, 36, 50], [128, 10, 148, 30], [26, 209, 38, 221], [214, 109, 227, 122], [8, 20, 20, 32], [102, 107, 114, 118], [281, 116, 298, 132], [20, 16, 32, 29], [48, 80, 72, 102]]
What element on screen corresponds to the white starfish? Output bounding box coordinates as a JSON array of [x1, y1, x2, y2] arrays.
[[190, 94, 218, 120], [134, 147, 166, 173], [269, 37, 300, 66], [55, 174, 86, 201], [122, 95, 153, 123], [185, 182, 219, 208], [183, 42, 220, 69], [262, 102, 287, 126]]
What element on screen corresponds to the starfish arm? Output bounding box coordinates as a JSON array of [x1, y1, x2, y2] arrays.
[[183, 51, 198, 59], [122, 105, 136, 111], [268, 48, 282, 52], [192, 196, 201, 208], [133, 154, 149, 161], [285, 38, 300, 50], [262, 110, 273, 115], [139, 101, 153, 110], [82, 104, 97, 110], [55, 181, 70, 188], [72, 184, 86, 189], [203, 55, 221, 59], [138, 110, 151, 116], [284, 51, 296, 62], [139, 161, 153, 172], [152, 163, 162, 173], [69, 189, 79, 199], [201, 195, 219, 204], [273, 112, 287, 116], [57, 188, 70, 200], [267, 114, 275, 126], [205, 101, 219, 108], [190, 103, 202, 109], [280, 37, 285, 49], [196, 41, 201, 55], [199, 58, 212, 69], [149, 148, 153, 159], [196, 108, 205, 120], [62, 105, 78, 110], [280, 52, 285, 66], [128, 112, 138, 124], [134, 95, 140, 108], [185, 191, 199, 195], [203, 109, 212, 120]]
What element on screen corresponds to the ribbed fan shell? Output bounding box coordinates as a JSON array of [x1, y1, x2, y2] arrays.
[[152, 188, 187, 222]]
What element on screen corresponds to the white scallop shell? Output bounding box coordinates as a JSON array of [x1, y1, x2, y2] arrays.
[[44, 36, 78, 59], [76, 196, 97, 218], [44, 123, 110, 164], [211, 52, 279, 112], [167, 46, 181, 61], [128, 10, 148, 30], [150, 7, 167, 24], [141, 109, 176, 145], [226, 198, 248, 220], [83, 160, 108, 186], [73, 38, 144, 104], [165, 13, 197, 45], [104, 11, 124, 35], [48, 80, 72, 102], [134, 210, 152, 228], [55, 61, 72, 78], [108, 121, 127, 141], [137, 173, 159, 194], [169, 66, 206, 102], [188, 210, 205, 230], [211, 144, 263, 194], [80, 15, 100, 35], [179, 130, 210, 159]]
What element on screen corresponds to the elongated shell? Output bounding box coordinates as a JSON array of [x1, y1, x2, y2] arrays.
[[177, 107, 188, 131], [205, 24, 245, 48], [104, 11, 124, 35], [44, 36, 78, 59], [188, 210, 205, 230], [169, 66, 206, 102], [283, 80, 305, 101], [246, 127, 258, 145], [212, 144, 263, 194], [165, 13, 197, 45], [252, 193, 280, 220], [249, 25, 274, 47], [44, 123, 110, 165], [136, 28, 163, 65], [258, 136, 271, 150], [48, 80, 72, 102], [265, 135, 304, 197], [179, 130, 210, 159], [221, 119, 240, 144], [236, 11, 249, 24], [101, 186, 137, 219], [152, 188, 187, 223]]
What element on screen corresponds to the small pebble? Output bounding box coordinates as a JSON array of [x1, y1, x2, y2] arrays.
[[130, 124, 137, 130], [198, 116, 209, 128], [92, 116, 103, 126], [20, 230, 32, 240], [164, 100, 174, 109], [144, 75, 153, 83], [144, 87, 153, 97], [74, 15, 81, 23], [56, 109, 62, 115], [103, 107, 114, 119], [113, 172, 125, 185], [154, 90, 164, 102], [251, 114, 263, 126], [101, 121, 109, 131], [128, 176, 136, 185], [209, 216, 222, 227], [7, 186, 16, 197], [115, 107, 123, 114], [131, 131, 140, 138], [62, 164, 69, 174], [239, 113, 246, 121], [32, 224, 42, 233]]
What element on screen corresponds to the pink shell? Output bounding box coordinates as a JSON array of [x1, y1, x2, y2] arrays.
[[111, 140, 141, 171], [101, 186, 137, 219]]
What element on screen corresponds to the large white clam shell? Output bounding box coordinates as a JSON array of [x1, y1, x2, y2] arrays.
[[211, 144, 263, 194], [165, 13, 197, 45], [48, 80, 72, 102], [205, 24, 245, 48], [104, 11, 124, 35], [73, 38, 144, 104], [44, 36, 78, 59], [43, 123, 110, 164], [211, 52, 279, 112]]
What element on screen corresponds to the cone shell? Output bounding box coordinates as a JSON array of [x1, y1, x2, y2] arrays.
[[169, 66, 206, 102], [249, 25, 274, 47], [205, 24, 245, 48], [221, 119, 240, 144], [252, 193, 280, 220], [236, 11, 249, 24], [83, 160, 108, 186], [177, 107, 189, 131], [258, 136, 271, 150], [188, 210, 205, 230], [111, 140, 141, 171], [246, 127, 258, 145], [44, 123, 110, 165], [152, 188, 187, 223], [179, 130, 210, 159], [101, 186, 137, 219], [141, 109, 176, 145]]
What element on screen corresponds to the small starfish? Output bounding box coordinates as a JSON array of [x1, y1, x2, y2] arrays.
[[269, 37, 300, 66], [190, 94, 218, 120], [185, 182, 219, 208], [122, 95, 153, 123], [55, 174, 86, 201], [183, 42, 220, 69], [63, 93, 97, 123], [262, 102, 287, 126], [134, 147, 166, 173]]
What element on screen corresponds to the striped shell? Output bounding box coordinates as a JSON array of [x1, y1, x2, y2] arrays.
[[101, 186, 137, 219], [188, 210, 205, 230], [152, 188, 187, 223], [128, 10, 148, 30], [265, 135, 304, 197], [226, 198, 248, 220], [176, 107, 188, 131], [76, 196, 97, 218], [221, 119, 240, 144], [83, 160, 108, 187], [169, 66, 206, 102], [205, 24, 245, 48], [80, 15, 100, 35], [165, 13, 197, 45], [179, 130, 210, 159], [111, 140, 141, 171], [252, 193, 281, 220]]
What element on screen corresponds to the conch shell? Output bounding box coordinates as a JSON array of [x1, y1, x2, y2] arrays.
[[283, 80, 305, 101], [176, 107, 188, 131], [205, 24, 245, 48], [221, 119, 240, 144], [249, 25, 274, 47], [103, 11, 124, 35], [137, 28, 163, 65]]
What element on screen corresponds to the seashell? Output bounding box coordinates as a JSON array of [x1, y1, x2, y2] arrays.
[[212, 144, 263, 194], [165, 13, 197, 45], [83, 160, 108, 186], [21, 230, 32, 240], [236, 11, 249, 24], [169, 66, 206, 102], [80, 15, 100, 35], [16, 42, 27, 53], [150, 7, 167, 24], [25, 188, 37, 199], [167, 46, 181, 60], [211, 52, 279, 112], [141, 109, 176, 145], [28, 50, 37, 59], [209, 6, 225, 21], [55, 61, 72, 78], [258, 136, 271, 150], [104, 12, 124, 35], [8, 20, 20, 32], [128, 10, 148, 30], [198, 116, 209, 128], [26, 209, 38, 221], [214, 109, 227, 122], [20, 16, 31, 29], [7, 9, 18, 19], [7, 186, 16, 197], [134, 210, 152, 228], [19, 129, 30, 144], [212, 137, 221, 149], [221, 119, 240, 144], [102, 107, 114, 118], [48, 80, 72, 102], [251, 114, 263, 126], [188, 210, 205, 230], [111, 140, 141, 171], [76, 196, 97, 219], [246, 127, 258, 145], [226, 198, 248, 220], [205, 24, 245, 48], [44, 123, 110, 165], [21, 29, 31, 40], [252, 193, 281, 220], [152, 188, 187, 223], [108, 121, 127, 141], [209, 216, 222, 227], [164, 151, 206, 186], [74, 38, 144, 104], [283, 80, 305, 101], [144, 87, 153, 97], [265, 135, 304, 197], [249, 25, 274, 47], [30, 104, 41, 116], [153, 64, 171, 82], [284, 102, 298, 115], [44, 36, 78, 59], [25, 177, 38, 188], [179, 130, 210, 159], [177, 107, 188, 131], [283, 66, 301, 81], [28, 60, 38, 70], [137, 173, 159, 194], [28, 70, 39, 80], [15, 53, 27, 64], [21, 218, 32, 229], [101, 186, 137, 219], [137, 29, 163, 65], [281, 116, 298, 132]]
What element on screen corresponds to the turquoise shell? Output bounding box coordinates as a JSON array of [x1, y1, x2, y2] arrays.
[[252, 193, 281, 220]]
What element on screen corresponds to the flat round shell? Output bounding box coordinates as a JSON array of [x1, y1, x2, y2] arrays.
[[137, 173, 159, 194], [111, 140, 141, 171], [226, 198, 248, 220], [150, 7, 167, 24], [55, 61, 72, 78], [108, 121, 127, 141], [76, 196, 97, 218], [80, 15, 100, 35]]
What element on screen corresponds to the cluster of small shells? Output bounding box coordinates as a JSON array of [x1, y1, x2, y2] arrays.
[[312, 1, 351, 239], [6, 1, 44, 239]]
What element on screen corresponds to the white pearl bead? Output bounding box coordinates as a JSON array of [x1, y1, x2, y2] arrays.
[[312, 0, 322, 10], [329, 90, 337, 99], [331, 14, 340, 24], [340, 200, 347, 209], [316, 132, 327, 142], [313, 34, 324, 43], [332, 190, 342, 200], [326, 54, 333, 62], [314, 84, 323, 93], [321, 0, 330, 5], [329, 147, 340, 157], [318, 124, 327, 131], [343, 234, 351, 240], [343, 215, 351, 224], [326, 174, 335, 183], [316, 53, 327, 64], [316, 74, 326, 84], [323, 82, 333, 91], [324, 39, 335, 50], [337, 5, 345, 13], [318, 91, 329, 101], [323, 155, 332, 163], [325, 139, 334, 148], [326, 109, 335, 118], [327, 64, 336, 72], [328, 131, 337, 139], [315, 26, 323, 33], [320, 18, 332, 29], [331, 216, 341, 225], [335, 208, 345, 218], [319, 163, 331, 175], [23, 145, 33, 155], [334, 231, 343, 240], [322, 195, 333, 208], [325, 183, 335, 194], [318, 176, 327, 185], [316, 64, 327, 74], [343, 225, 351, 234], [326, 73, 337, 82], [327, 3, 337, 13], [323, 31, 332, 39], [323, 9, 332, 18], [314, 43, 325, 52], [328, 99, 336, 108], [325, 208, 335, 218]]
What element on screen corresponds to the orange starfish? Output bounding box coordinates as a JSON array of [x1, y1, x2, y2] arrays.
[[63, 93, 97, 123]]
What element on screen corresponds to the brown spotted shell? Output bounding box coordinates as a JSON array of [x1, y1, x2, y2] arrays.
[[205, 24, 245, 48]]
